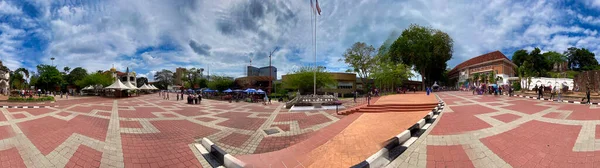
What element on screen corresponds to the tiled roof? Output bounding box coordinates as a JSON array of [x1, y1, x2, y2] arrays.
[[449, 51, 512, 75]]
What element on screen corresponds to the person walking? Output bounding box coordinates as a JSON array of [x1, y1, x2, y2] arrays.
[[167, 92, 169, 100], [353, 90, 357, 103], [413, 86, 416, 93], [582, 88, 591, 104], [177, 92, 180, 101], [557, 86, 562, 102], [426, 87, 431, 96]]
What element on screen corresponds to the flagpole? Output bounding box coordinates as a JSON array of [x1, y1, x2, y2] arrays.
[[313, 2, 317, 96]]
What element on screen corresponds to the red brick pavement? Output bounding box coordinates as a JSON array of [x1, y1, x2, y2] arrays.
[[171, 107, 211, 117], [215, 112, 266, 130], [274, 112, 332, 129], [491, 113, 521, 123], [69, 105, 112, 114], [481, 120, 592, 167], [504, 99, 551, 114], [121, 120, 219, 168], [220, 133, 252, 148], [65, 145, 102, 168], [427, 145, 474, 168], [273, 124, 291, 132], [543, 112, 563, 119], [18, 116, 109, 155], [430, 104, 496, 135], [0, 125, 15, 140], [120, 121, 143, 128], [6, 108, 55, 116], [11, 113, 26, 119], [559, 103, 600, 120], [0, 148, 26, 168], [119, 107, 163, 118]]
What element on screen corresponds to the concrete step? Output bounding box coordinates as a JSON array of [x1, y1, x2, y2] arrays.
[[361, 105, 437, 110], [357, 108, 434, 113], [366, 103, 438, 108]]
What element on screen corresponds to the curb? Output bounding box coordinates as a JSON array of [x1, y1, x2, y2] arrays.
[[514, 94, 599, 105], [194, 138, 246, 168], [351, 101, 445, 168], [0, 105, 58, 108]]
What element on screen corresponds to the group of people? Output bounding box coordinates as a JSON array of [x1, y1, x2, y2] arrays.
[[535, 84, 564, 102], [470, 84, 514, 97]]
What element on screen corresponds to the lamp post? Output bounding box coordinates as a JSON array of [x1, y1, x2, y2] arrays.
[[50, 57, 55, 66], [268, 48, 278, 95]]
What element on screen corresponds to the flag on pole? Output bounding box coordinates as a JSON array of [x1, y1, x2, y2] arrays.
[[310, 0, 315, 14], [316, 0, 322, 15]]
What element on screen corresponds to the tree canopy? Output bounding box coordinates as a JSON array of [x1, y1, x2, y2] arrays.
[[35, 65, 64, 91], [67, 67, 88, 87], [283, 66, 335, 94], [389, 24, 453, 89], [136, 77, 148, 87], [154, 69, 174, 90], [75, 72, 112, 88], [340, 42, 377, 91], [565, 47, 598, 71], [207, 76, 234, 91]]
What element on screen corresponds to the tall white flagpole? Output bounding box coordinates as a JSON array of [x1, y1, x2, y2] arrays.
[[313, 2, 317, 96]]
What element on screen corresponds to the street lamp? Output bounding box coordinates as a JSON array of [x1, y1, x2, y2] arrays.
[[268, 47, 279, 95], [50, 57, 55, 66]]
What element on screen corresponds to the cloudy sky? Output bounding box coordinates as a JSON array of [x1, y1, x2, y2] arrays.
[[2, 0, 600, 81]]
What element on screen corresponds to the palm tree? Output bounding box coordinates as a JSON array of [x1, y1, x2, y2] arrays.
[[480, 73, 488, 84], [471, 73, 480, 86]]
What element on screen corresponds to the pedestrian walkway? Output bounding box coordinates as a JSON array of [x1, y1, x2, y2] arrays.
[[388, 91, 600, 168], [236, 93, 438, 167]]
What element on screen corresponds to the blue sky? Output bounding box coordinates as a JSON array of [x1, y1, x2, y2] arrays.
[[2, 0, 600, 81]]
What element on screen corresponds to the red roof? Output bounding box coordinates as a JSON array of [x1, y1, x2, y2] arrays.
[[449, 51, 513, 75]]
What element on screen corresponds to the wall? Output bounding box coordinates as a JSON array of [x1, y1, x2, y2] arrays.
[[522, 77, 574, 91]]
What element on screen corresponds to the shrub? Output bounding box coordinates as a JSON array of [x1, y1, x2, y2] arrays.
[[8, 96, 55, 102]]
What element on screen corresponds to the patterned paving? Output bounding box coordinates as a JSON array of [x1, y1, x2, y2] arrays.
[[0, 93, 356, 167], [388, 91, 600, 168]]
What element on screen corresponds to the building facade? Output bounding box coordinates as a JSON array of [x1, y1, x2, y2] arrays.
[[0, 61, 8, 95], [247, 66, 277, 80], [174, 67, 187, 86], [448, 51, 517, 87], [111, 67, 137, 86]]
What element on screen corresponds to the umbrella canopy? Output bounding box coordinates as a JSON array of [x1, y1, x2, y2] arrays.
[[105, 79, 130, 90], [204, 88, 215, 92], [223, 89, 233, 93], [233, 89, 244, 92], [150, 85, 158, 90], [244, 88, 257, 93], [124, 81, 138, 90], [139, 84, 152, 90], [256, 89, 266, 94], [82, 86, 92, 90]]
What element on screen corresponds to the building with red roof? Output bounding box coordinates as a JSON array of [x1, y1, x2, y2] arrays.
[[448, 51, 517, 87]]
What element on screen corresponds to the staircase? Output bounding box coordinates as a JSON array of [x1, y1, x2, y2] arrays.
[[339, 102, 438, 115]]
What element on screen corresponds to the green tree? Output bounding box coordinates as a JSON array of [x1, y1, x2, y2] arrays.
[[471, 73, 480, 86], [389, 24, 453, 89], [543, 51, 567, 71], [154, 69, 174, 90], [36, 65, 64, 91], [67, 67, 88, 86], [340, 42, 377, 91], [511, 49, 529, 67], [75, 72, 113, 88], [136, 77, 148, 87], [565, 47, 598, 71], [371, 58, 412, 91], [63, 67, 71, 74], [283, 66, 335, 94], [10, 68, 29, 89], [207, 76, 234, 91]]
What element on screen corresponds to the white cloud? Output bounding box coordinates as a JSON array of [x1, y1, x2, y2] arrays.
[[0, 0, 21, 15], [4, 0, 600, 78]]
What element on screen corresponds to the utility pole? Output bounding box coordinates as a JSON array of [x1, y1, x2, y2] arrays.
[[51, 57, 55, 66]]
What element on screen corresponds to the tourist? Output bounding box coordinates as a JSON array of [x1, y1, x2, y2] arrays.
[[167, 92, 169, 100], [582, 88, 591, 104], [550, 86, 556, 100], [426, 87, 431, 96], [198, 94, 202, 104], [413, 86, 416, 93], [263, 94, 268, 105], [557, 86, 562, 102], [353, 90, 357, 103], [177, 93, 179, 101]]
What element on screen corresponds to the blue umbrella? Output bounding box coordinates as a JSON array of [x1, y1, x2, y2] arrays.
[[223, 89, 233, 93], [204, 89, 214, 92], [244, 88, 257, 93], [256, 89, 266, 94]]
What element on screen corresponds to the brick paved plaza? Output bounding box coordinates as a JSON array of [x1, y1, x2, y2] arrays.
[[389, 91, 600, 168], [0, 93, 361, 168]]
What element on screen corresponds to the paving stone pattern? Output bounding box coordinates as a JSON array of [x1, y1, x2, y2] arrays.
[[388, 91, 600, 168], [0, 93, 353, 167]]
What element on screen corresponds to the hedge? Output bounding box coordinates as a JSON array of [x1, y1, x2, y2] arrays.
[[8, 96, 55, 102]]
